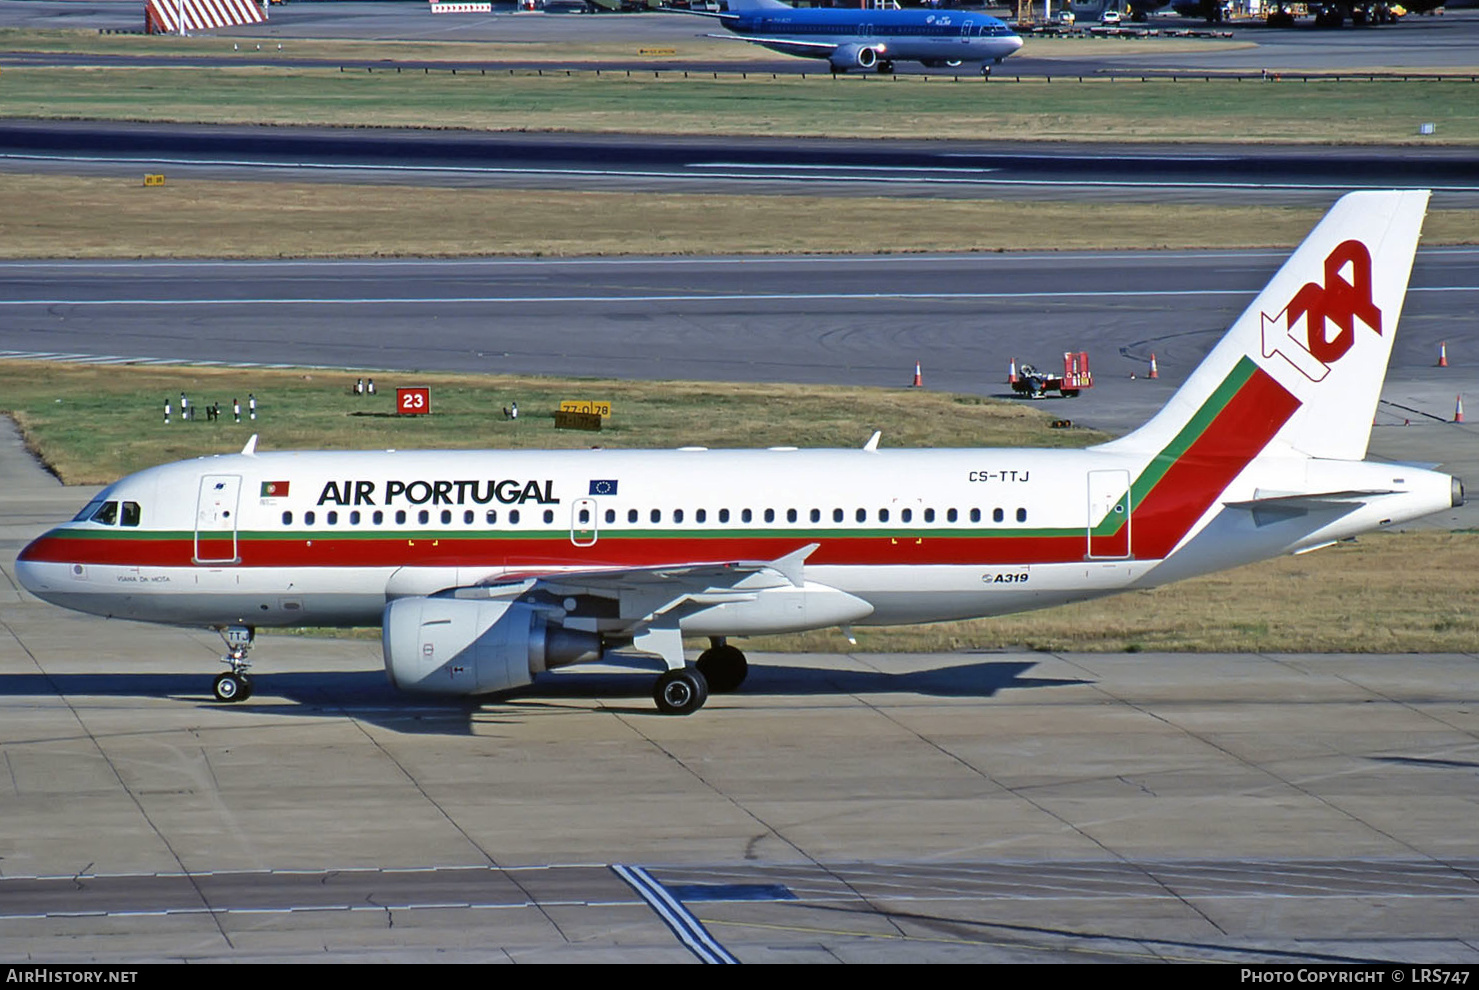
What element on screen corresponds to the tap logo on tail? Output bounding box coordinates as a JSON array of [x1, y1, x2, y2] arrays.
[[1261, 239, 1382, 382]]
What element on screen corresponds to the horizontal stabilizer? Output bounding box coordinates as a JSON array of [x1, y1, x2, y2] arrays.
[[1224, 489, 1397, 510]]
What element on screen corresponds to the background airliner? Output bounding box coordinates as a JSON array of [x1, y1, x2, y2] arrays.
[[16, 191, 1459, 715], [668, 0, 1024, 75]]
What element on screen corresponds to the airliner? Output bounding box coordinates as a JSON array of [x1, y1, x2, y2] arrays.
[[16, 191, 1460, 715], [668, 0, 1025, 75]]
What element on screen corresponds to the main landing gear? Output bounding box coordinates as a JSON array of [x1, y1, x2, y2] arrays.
[[651, 638, 749, 715], [696, 638, 749, 694], [212, 625, 255, 703]]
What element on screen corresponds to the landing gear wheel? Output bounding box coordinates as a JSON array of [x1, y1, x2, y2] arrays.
[[876, 60, 895, 74], [654, 668, 709, 716], [981, 64, 992, 78], [213, 672, 249, 703], [696, 644, 749, 693]]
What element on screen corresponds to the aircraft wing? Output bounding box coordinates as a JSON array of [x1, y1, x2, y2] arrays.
[[657, 4, 741, 18], [702, 31, 840, 53], [437, 541, 834, 662], [441, 544, 828, 664]]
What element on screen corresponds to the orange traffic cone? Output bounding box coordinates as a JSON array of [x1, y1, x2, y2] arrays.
[[912, 361, 922, 388], [1456, 395, 1465, 423], [1008, 359, 1018, 385], [1439, 342, 1449, 367], [1148, 353, 1159, 379]]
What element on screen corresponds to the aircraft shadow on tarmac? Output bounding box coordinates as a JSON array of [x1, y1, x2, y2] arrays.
[[0, 659, 1088, 735]]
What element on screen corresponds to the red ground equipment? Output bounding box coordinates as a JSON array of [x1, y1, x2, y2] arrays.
[[1011, 351, 1093, 399]]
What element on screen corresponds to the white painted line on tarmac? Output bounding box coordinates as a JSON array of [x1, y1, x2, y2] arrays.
[[612, 864, 739, 965]]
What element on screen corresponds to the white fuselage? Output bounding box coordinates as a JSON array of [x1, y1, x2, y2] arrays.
[[15, 445, 1455, 636]]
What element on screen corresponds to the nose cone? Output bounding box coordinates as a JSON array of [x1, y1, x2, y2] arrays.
[[1006, 34, 1025, 55], [15, 530, 66, 603]]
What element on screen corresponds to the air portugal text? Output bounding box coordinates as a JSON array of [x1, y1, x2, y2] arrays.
[[315, 479, 559, 507]]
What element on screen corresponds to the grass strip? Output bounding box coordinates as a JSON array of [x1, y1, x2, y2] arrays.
[[1, 65, 1474, 143], [0, 360, 1100, 485], [4, 176, 1476, 258]]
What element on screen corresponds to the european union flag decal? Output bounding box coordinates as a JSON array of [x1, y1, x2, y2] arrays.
[[589, 480, 619, 496]]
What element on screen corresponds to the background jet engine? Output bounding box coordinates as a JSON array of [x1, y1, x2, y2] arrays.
[[828, 43, 880, 71], [383, 597, 600, 696]]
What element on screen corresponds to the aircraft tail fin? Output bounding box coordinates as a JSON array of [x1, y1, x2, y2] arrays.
[[1098, 189, 1429, 464]]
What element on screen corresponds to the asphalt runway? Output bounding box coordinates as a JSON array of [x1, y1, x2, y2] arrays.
[[1, 430, 1477, 964], [5, 120, 1479, 204]]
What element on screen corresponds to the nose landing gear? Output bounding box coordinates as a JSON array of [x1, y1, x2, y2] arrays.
[[212, 625, 255, 702]]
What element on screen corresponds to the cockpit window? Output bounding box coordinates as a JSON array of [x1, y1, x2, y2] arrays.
[[90, 501, 119, 525], [73, 499, 105, 522], [120, 502, 141, 527]]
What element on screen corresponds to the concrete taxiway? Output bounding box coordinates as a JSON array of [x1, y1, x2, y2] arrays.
[[3, 413, 1479, 963]]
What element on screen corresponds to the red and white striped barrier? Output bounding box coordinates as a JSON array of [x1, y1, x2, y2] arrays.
[[429, 1, 493, 12], [146, 0, 265, 34]]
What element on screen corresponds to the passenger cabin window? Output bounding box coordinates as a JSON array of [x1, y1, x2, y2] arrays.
[[605, 509, 616, 524], [543, 509, 554, 524], [764, 509, 775, 523], [674, 509, 684, 524], [742, 509, 753, 523], [719, 509, 730, 523], [993, 508, 1004, 523], [970, 508, 982, 523], [509, 509, 521, 524], [373, 510, 384, 525], [696, 509, 707, 524], [282, 511, 293, 526], [396, 510, 407, 525], [305, 511, 316, 525], [487, 509, 498, 524], [1017, 508, 1028, 523], [350, 510, 361, 525], [464, 510, 474, 525], [440, 510, 452, 525], [651, 509, 662, 524], [834, 508, 844, 523], [418, 510, 429, 525], [327, 511, 338, 525]]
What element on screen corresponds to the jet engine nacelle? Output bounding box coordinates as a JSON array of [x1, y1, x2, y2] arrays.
[[829, 44, 880, 70], [382, 597, 600, 696]]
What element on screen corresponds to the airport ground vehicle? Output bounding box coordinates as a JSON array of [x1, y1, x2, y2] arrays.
[[1012, 351, 1094, 398]]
